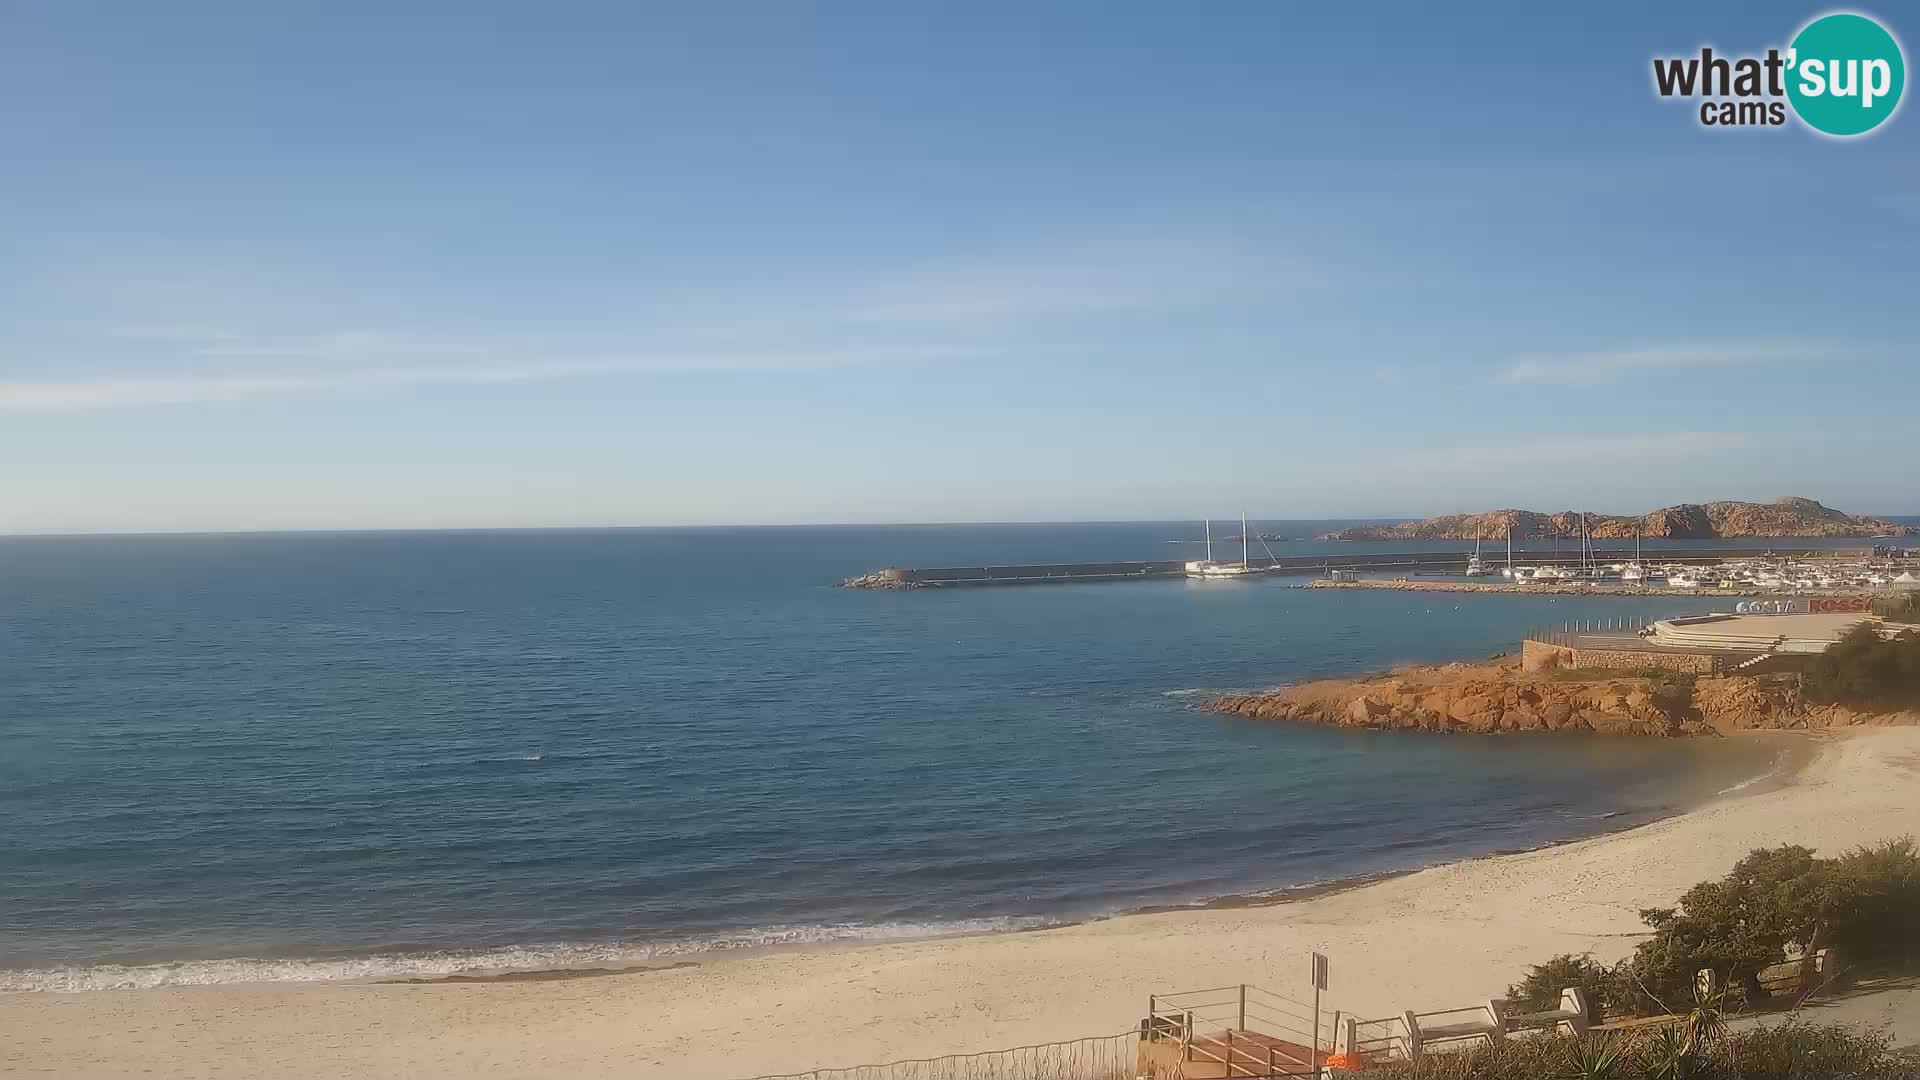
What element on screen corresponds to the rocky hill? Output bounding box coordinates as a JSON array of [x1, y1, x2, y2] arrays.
[[1206, 659, 1918, 736], [1321, 497, 1911, 541]]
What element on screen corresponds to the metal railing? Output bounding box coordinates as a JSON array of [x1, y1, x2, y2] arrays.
[[1144, 984, 1325, 1077], [743, 1031, 1143, 1080], [1342, 1015, 1411, 1064], [1524, 617, 1650, 648]]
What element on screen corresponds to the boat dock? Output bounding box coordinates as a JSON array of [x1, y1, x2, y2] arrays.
[[842, 547, 1879, 589]]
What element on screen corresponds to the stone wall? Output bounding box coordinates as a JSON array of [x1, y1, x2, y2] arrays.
[[1521, 638, 1575, 672], [1571, 646, 1722, 674], [1521, 638, 1722, 674]]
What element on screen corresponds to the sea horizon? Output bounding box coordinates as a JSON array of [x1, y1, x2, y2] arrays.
[[5, 510, 1917, 540]]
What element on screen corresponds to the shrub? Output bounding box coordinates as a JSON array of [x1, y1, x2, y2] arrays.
[[1825, 837, 1920, 967], [1505, 954, 1623, 1024], [1626, 845, 1839, 1008], [1802, 625, 1920, 708], [1604, 838, 1920, 1016], [1339, 1023, 1920, 1080], [1709, 1020, 1918, 1080]]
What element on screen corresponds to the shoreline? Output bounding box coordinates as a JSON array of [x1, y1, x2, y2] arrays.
[[1, 735, 1798, 996], [9, 730, 1903, 1080]]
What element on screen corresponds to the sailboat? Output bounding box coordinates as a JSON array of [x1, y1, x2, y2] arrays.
[[1573, 512, 1606, 579], [1464, 531, 1495, 577], [1186, 514, 1266, 579], [1620, 533, 1646, 581], [1529, 519, 1570, 580]]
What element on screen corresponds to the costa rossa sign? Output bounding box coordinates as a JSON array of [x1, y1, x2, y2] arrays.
[[1652, 10, 1905, 136]]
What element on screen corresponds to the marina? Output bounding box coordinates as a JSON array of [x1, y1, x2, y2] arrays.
[[845, 546, 1919, 591]]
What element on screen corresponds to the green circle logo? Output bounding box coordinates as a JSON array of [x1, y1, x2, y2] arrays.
[[1787, 12, 1906, 136]]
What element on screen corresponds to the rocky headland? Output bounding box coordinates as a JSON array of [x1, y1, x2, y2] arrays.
[[1321, 497, 1912, 542], [1207, 658, 1918, 737]]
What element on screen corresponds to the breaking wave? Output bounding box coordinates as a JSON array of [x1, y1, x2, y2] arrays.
[[0, 917, 1055, 993]]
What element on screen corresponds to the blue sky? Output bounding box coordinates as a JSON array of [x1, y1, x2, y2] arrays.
[[2, 1, 1915, 532]]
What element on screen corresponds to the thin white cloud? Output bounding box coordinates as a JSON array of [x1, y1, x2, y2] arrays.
[[1334, 431, 1751, 473], [832, 247, 1313, 328], [0, 347, 972, 413], [838, 276, 1142, 326], [192, 331, 492, 360], [1495, 342, 1841, 384], [9, 238, 1321, 412]]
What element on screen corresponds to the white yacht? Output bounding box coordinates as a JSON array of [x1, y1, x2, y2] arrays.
[[1186, 515, 1266, 580]]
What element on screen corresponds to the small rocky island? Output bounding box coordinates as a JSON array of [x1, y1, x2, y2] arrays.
[[1320, 496, 1912, 542], [1207, 657, 1918, 737]]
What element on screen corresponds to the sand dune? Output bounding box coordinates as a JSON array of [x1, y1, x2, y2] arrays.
[[5, 728, 1917, 1080]]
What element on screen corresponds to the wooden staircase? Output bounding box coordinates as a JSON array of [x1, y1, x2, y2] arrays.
[[1183, 1030, 1319, 1077], [1141, 984, 1326, 1079]]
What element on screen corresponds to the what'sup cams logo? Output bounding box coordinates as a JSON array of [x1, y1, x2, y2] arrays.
[[1652, 11, 1905, 136]]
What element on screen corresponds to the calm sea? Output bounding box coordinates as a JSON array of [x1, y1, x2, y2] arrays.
[[5, 520, 1907, 991]]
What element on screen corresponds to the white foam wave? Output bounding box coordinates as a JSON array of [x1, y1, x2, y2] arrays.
[[1161, 688, 1206, 698], [1716, 746, 1792, 797], [1716, 765, 1780, 796], [0, 917, 1051, 993]]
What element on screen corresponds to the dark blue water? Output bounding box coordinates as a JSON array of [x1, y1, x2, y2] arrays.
[[3, 522, 1890, 991]]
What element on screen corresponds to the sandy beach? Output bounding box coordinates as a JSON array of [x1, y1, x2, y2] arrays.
[[5, 728, 1917, 1080]]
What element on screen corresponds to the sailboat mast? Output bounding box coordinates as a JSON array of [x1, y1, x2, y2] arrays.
[[1204, 519, 1213, 563], [1242, 512, 1249, 568]]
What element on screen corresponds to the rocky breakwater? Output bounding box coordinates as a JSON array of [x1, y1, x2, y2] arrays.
[[842, 570, 923, 590], [1208, 659, 1920, 736]]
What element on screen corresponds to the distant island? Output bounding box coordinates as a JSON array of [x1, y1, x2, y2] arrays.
[[1320, 496, 1914, 541]]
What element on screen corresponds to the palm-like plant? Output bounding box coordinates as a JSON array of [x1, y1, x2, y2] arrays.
[[1558, 1034, 1629, 1080], [1682, 981, 1729, 1055], [1641, 1025, 1699, 1080]]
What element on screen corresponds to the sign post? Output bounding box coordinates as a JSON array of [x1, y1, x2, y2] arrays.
[[1312, 952, 1329, 1078]]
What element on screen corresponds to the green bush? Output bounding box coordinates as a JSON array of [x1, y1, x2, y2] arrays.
[[1802, 625, 1920, 708], [1340, 1023, 1920, 1079], [1505, 954, 1623, 1024], [1627, 845, 1836, 1008], [1825, 837, 1920, 966], [1604, 838, 1920, 1016]]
